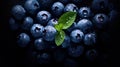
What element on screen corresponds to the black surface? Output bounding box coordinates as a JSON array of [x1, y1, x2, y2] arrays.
[[1, 0, 120, 67]]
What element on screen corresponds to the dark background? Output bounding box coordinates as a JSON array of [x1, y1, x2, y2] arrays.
[[1, 0, 120, 67]]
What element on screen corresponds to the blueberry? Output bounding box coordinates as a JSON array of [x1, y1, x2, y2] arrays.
[[62, 35, 71, 48], [9, 18, 19, 30], [22, 17, 33, 30], [76, 19, 93, 33], [64, 58, 78, 67], [11, 5, 26, 20], [30, 24, 44, 38], [84, 33, 96, 46], [51, 2, 64, 17], [37, 11, 51, 25], [86, 49, 97, 61], [70, 29, 84, 43], [64, 3, 78, 12], [92, 0, 109, 11], [78, 7, 91, 18], [37, 53, 51, 64], [93, 14, 108, 28], [67, 22, 77, 33], [53, 49, 66, 62], [68, 45, 84, 57], [43, 25, 57, 41], [47, 18, 58, 26], [17, 33, 30, 47], [24, 0, 40, 15], [34, 38, 45, 51]]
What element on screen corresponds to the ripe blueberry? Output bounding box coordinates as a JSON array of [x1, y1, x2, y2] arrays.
[[62, 35, 71, 48], [47, 18, 58, 26], [84, 33, 96, 46], [30, 24, 44, 38], [78, 7, 91, 18], [70, 29, 84, 43], [24, 0, 40, 15], [43, 25, 57, 41], [93, 13, 108, 28], [76, 19, 93, 33], [64, 3, 78, 12], [34, 38, 45, 51], [37, 11, 51, 25], [51, 2, 64, 17], [11, 5, 26, 20], [17, 33, 30, 47], [22, 17, 33, 30]]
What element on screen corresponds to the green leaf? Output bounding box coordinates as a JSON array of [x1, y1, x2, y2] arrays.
[[55, 30, 65, 46], [55, 24, 63, 31], [58, 11, 77, 29]]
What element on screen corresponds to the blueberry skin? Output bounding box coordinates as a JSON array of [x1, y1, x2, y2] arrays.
[[86, 49, 97, 61], [24, 0, 40, 15], [47, 18, 58, 26], [76, 19, 93, 33], [70, 29, 84, 43], [34, 38, 45, 51], [93, 14, 108, 28], [84, 33, 96, 46], [64, 3, 78, 12], [11, 5, 26, 20], [51, 2, 64, 17], [67, 22, 77, 33], [9, 18, 19, 30], [43, 25, 57, 41], [62, 35, 71, 48], [22, 17, 33, 30], [37, 53, 51, 64], [53, 49, 66, 62], [92, 0, 109, 11], [68, 45, 84, 57], [30, 24, 44, 38], [37, 11, 51, 25], [17, 33, 30, 47], [78, 7, 91, 18]]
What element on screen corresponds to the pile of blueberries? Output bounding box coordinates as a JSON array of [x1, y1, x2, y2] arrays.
[[9, 0, 117, 66]]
